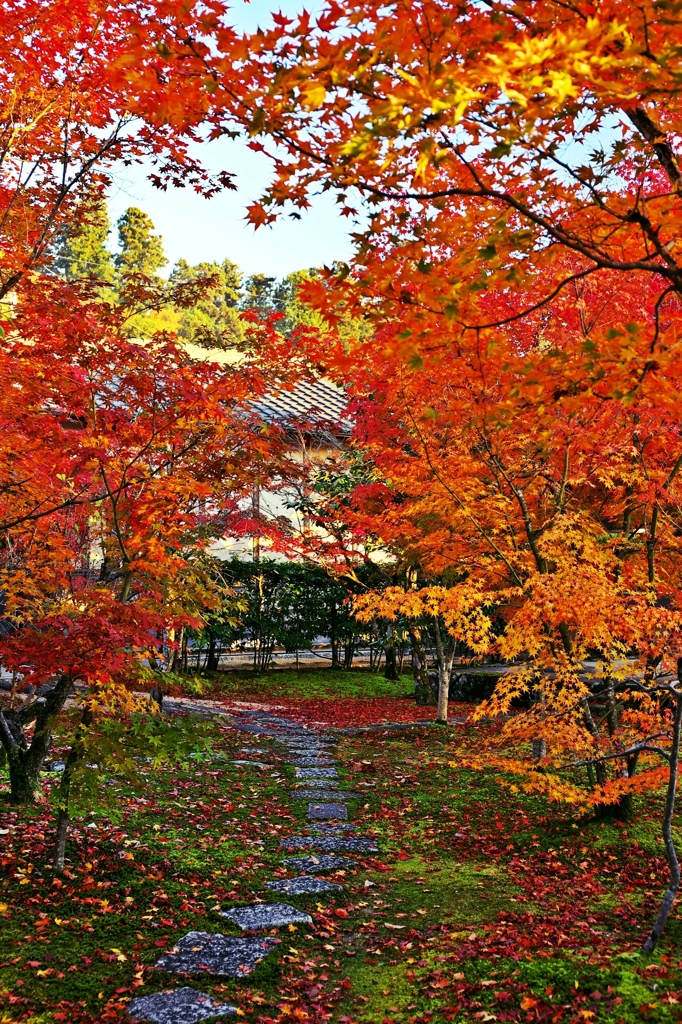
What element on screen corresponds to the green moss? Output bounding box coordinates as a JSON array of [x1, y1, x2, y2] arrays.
[[339, 959, 417, 1022], [374, 855, 521, 927], [178, 667, 415, 701]]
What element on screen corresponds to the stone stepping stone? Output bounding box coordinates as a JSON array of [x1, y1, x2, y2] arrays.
[[285, 737, 336, 744], [232, 760, 272, 768], [288, 753, 337, 761], [156, 932, 277, 978], [221, 902, 312, 930], [286, 750, 335, 757], [283, 854, 351, 872], [127, 986, 236, 1023], [236, 723, 280, 736], [292, 778, 340, 789], [288, 752, 335, 760], [291, 789, 358, 801], [313, 822, 358, 833], [295, 767, 337, 779], [308, 802, 348, 820], [280, 737, 333, 745], [280, 835, 379, 853], [265, 876, 343, 895], [284, 739, 336, 747], [284, 743, 336, 752]]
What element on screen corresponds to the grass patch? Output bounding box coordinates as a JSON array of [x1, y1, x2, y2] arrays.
[[174, 667, 415, 702]]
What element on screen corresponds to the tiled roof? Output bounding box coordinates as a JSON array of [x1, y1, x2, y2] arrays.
[[250, 377, 350, 432]]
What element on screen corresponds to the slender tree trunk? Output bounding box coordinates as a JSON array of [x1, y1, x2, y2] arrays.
[[344, 637, 355, 670], [532, 686, 547, 759], [643, 684, 682, 953], [53, 706, 93, 873], [384, 622, 399, 681], [207, 633, 217, 672], [149, 681, 164, 711], [433, 617, 455, 724], [53, 809, 69, 874], [409, 626, 432, 706], [170, 627, 184, 673], [330, 602, 338, 669]]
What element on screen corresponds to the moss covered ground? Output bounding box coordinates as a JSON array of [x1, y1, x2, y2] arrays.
[[172, 666, 415, 701], [1, 673, 682, 1022]]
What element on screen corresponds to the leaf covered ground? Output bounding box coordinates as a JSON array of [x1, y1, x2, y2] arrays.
[[1, 669, 682, 1023]]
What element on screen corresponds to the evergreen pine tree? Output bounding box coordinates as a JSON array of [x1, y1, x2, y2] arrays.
[[54, 197, 114, 282], [115, 207, 166, 279], [240, 272, 276, 313], [169, 258, 244, 348]]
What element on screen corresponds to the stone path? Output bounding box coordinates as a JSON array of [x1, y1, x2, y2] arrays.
[[128, 707, 381, 1022]]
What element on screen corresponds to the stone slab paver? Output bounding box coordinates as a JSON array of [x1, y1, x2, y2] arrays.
[[312, 822, 358, 833], [291, 789, 357, 801], [221, 902, 312, 930], [282, 736, 335, 744], [290, 758, 336, 767], [234, 724, 281, 737], [292, 778, 340, 789], [295, 767, 337, 779], [283, 854, 351, 872], [155, 932, 277, 978], [280, 835, 379, 853], [308, 802, 348, 820], [284, 740, 336, 748], [284, 746, 336, 754], [265, 876, 343, 895], [127, 986, 236, 1023], [232, 761, 272, 768], [287, 752, 335, 760]]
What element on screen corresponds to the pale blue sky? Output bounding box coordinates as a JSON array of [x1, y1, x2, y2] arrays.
[[107, 0, 352, 279]]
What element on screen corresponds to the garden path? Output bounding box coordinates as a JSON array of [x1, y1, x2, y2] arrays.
[[127, 710, 381, 1024]]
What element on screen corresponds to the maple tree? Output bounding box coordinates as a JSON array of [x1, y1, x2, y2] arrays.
[[202, 1, 681, 352], [0, 0, 235, 300], [171, 0, 682, 950], [0, 0, 285, 843], [293, 272, 682, 950], [0, 269, 306, 877]]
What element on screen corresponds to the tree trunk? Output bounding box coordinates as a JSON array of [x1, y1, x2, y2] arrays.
[[53, 809, 69, 874], [0, 674, 73, 805], [432, 617, 454, 724], [170, 627, 185, 673], [344, 636, 355, 670], [52, 706, 93, 873], [409, 626, 432, 706], [644, 684, 682, 952], [384, 622, 399, 681], [532, 687, 548, 760], [149, 682, 164, 711], [207, 633, 217, 672], [330, 602, 339, 669], [5, 745, 44, 804]]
